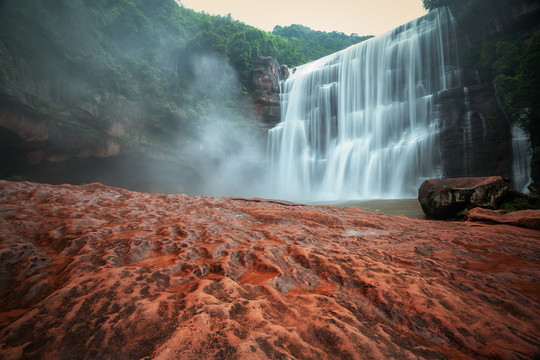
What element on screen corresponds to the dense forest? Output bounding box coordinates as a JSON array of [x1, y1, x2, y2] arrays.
[[0, 0, 369, 152], [272, 24, 373, 63]]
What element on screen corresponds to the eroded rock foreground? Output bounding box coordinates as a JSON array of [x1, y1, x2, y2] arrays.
[[0, 181, 539, 359]]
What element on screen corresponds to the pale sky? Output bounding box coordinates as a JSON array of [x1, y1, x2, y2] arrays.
[[178, 0, 428, 36]]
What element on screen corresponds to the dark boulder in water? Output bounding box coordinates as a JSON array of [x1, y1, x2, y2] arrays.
[[418, 176, 509, 219]]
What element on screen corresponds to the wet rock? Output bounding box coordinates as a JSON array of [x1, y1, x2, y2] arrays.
[[0, 109, 48, 142], [466, 207, 540, 229], [251, 57, 280, 93], [279, 64, 290, 81], [251, 57, 281, 123], [418, 176, 509, 219], [0, 180, 538, 359]]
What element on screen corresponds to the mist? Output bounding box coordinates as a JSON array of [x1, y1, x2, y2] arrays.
[[0, 1, 274, 198], [181, 52, 271, 198]]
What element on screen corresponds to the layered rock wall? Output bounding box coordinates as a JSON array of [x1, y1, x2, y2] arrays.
[[251, 57, 282, 125]]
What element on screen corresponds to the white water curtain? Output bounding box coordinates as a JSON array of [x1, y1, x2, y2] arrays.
[[268, 8, 462, 202]]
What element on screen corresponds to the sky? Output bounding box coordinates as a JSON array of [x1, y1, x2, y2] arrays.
[[178, 0, 428, 37]]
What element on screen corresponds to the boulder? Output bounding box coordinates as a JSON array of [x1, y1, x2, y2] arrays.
[[418, 176, 509, 219]]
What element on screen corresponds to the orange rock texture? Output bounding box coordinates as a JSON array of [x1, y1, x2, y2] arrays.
[[467, 207, 540, 230], [0, 180, 539, 359]]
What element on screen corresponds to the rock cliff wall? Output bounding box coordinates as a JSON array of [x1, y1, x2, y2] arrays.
[[0, 72, 202, 193], [250, 57, 283, 126], [444, 0, 540, 185]]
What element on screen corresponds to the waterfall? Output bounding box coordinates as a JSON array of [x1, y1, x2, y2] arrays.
[[511, 124, 532, 193], [268, 8, 462, 202]]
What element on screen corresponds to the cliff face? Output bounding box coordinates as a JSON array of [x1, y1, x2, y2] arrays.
[[442, 0, 540, 185], [250, 57, 283, 125], [436, 86, 513, 179], [455, 0, 540, 48], [0, 73, 202, 193]]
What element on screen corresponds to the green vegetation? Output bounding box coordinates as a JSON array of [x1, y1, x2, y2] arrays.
[[422, 0, 449, 9], [0, 0, 371, 151], [499, 197, 538, 212], [272, 25, 373, 64]]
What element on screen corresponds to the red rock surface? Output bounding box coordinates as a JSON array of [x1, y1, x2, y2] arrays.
[[0, 180, 539, 359], [467, 207, 540, 229]]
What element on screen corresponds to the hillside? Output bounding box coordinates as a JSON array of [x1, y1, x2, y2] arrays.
[[0, 0, 370, 193], [272, 24, 373, 62]]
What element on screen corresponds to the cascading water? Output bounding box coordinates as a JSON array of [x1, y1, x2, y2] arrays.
[[511, 124, 532, 193], [268, 8, 462, 202]]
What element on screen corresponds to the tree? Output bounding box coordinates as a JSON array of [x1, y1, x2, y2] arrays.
[[272, 24, 372, 64], [422, 0, 450, 10]]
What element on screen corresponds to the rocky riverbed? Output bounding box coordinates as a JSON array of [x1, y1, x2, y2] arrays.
[[0, 180, 539, 359]]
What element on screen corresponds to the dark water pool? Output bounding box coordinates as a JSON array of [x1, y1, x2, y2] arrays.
[[311, 198, 426, 219]]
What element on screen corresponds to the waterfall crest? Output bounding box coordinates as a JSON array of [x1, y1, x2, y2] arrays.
[[268, 8, 462, 202]]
